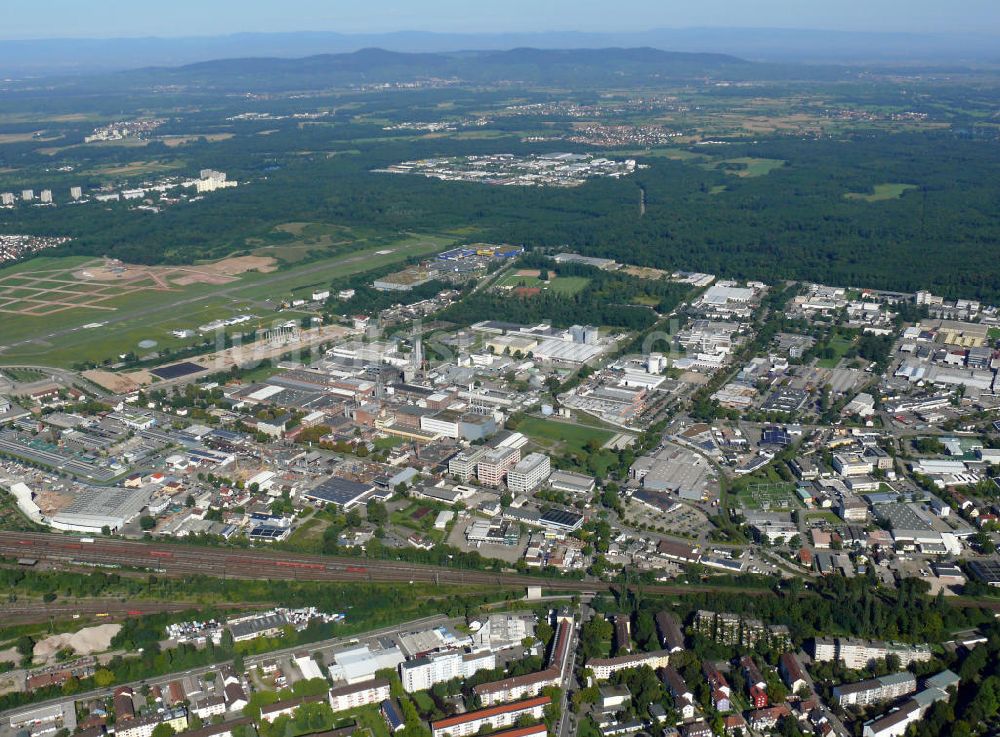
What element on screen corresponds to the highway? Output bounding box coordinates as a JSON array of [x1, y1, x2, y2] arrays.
[[0, 611, 453, 724]]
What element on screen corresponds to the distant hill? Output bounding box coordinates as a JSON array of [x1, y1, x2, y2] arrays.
[[1, 28, 998, 76], [122, 46, 752, 91]]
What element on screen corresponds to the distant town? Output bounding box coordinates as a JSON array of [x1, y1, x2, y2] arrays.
[[378, 154, 640, 187]]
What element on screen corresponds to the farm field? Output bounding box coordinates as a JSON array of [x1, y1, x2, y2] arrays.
[[0, 234, 452, 368]]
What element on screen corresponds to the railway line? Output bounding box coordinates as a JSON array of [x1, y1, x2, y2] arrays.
[[12, 531, 996, 611], [0, 530, 739, 598], [0, 530, 590, 590], [0, 599, 265, 624]]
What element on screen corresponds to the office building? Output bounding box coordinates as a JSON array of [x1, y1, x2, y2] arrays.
[[477, 446, 521, 487], [449, 448, 486, 482], [507, 453, 551, 494]]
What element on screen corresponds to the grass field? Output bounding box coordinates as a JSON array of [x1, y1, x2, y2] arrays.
[[817, 335, 855, 368], [285, 516, 330, 548], [90, 159, 184, 177], [494, 272, 590, 295], [516, 416, 616, 456], [845, 183, 918, 202], [710, 157, 786, 178], [804, 510, 842, 524], [0, 233, 452, 368], [374, 436, 405, 451]]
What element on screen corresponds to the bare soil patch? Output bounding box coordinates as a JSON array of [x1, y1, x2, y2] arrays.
[[34, 624, 121, 662], [82, 369, 140, 394]]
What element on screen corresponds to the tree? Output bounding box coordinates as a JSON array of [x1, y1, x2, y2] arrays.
[[151, 724, 176, 737], [15, 635, 34, 664], [94, 668, 116, 687], [634, 611, 658, 651], [536, 621, 555, 647], [366, 500, 388, 527], [185, 494, 196, 508], [139, 515, 157, 531]]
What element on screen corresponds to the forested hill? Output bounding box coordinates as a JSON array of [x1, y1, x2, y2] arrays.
[[80, 47, 757, 92]]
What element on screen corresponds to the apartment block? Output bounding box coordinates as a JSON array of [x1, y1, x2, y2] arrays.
[[328, 678, 392, 713], [430, 697, 549, 737], [813, 638, 932, 670], [833, 672, 917, 707], [401, 649, 496, 692]]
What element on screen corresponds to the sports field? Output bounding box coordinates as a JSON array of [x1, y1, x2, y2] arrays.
[[732, 481, 800, 511]]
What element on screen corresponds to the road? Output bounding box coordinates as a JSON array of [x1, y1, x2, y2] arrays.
[[0, 365, 110, 398], [555, 601, 588, 737], [0, 612, 453, 724]]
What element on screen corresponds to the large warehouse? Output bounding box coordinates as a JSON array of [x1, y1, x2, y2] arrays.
[[49, 486, 152, 533]]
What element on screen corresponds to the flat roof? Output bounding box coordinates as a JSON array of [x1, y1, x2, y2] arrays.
[[539, 508, 584, 529], [304, 477, 371, 506]]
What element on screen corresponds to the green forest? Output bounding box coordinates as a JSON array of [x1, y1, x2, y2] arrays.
[[2, 77, 999, 299]]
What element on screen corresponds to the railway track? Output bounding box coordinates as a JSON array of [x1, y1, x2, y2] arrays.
[[0, 531, 711, 596], [0, 599, 265, 624], [13, 531, 993, 610], [0, 530, 589, 590]]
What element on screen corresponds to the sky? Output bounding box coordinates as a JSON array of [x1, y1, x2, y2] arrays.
[[3, 0, 1000, 39]]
